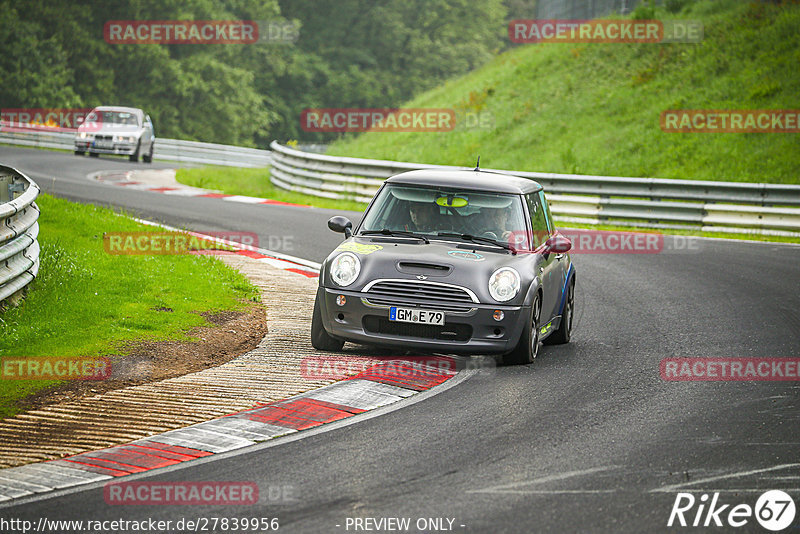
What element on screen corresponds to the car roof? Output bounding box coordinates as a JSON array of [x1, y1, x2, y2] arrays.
[[385, 169, 542, 194], [92, 106, 144, 116]]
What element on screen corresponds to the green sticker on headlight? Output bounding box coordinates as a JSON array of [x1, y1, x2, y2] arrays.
[[436, 196, 468, 208], [336, 242, 383, 255]]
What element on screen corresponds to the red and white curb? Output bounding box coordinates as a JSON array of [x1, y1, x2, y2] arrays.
[[131, 218, 321, 278], [0, 358, 460, 503], [93, 170, 310, 208]]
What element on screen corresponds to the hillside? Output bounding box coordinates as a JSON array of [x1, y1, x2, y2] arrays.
[[327, 0, 800, 183]]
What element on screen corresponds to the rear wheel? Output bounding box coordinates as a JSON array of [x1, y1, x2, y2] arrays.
[[545, 277, 574, 345], [89, 152, 99, 158], [311, 291, 344, 351], [74, 150, 84, 156], [504, 293, 541, 365]]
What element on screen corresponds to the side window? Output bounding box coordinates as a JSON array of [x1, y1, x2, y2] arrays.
[[538, 190, 554, 234], [526, 193, 549, 248]]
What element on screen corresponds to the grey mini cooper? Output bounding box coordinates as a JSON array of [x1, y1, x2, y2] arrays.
[[311, 169, 575, 364]]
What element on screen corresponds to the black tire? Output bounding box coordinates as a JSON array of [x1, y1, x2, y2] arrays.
[[504, 293, 541, 365], [311, 291, 344, 351], [74, 150, 85, 156], [129, 141, 140, 162], [545, 276, 575, 345], [89, 152, 99, 157], [142, 143, 153, 163]]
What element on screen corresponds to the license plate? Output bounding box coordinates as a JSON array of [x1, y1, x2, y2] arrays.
[[94, 140, 113, 149], [389, 307, 444, 326]]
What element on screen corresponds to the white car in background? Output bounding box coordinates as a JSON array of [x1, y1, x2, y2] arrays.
[[74, 106, 155, 163]]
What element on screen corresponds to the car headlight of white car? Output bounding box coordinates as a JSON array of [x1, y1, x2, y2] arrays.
[[330, 252, 361, 287], [114, 135, 137, 143], [79, 132, 89, 139], [488, 267, 520, 302]]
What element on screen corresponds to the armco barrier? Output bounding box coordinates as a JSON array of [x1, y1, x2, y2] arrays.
[[0, 165, 40, 307], [0, 123, 271, 168], [269, 141, 800, 236]]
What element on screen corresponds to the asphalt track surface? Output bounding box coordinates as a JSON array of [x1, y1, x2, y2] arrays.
[[2, 145, 800, 533]]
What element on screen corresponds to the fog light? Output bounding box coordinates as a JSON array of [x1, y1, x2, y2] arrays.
[[493, 310, 504, 321], [336, 295, 346, 306]]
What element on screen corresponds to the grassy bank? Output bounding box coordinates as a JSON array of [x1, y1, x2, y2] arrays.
[[327, 0, 800, 184], [0, 194, 260, 418]]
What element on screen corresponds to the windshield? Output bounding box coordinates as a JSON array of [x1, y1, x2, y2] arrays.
[[359, 184, 528, 246], [85, 110, 139, 126]]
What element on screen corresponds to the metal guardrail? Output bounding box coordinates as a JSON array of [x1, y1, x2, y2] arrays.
[[269, 141, 800, 236], [0, 124, 271, 168], [0, 165, 40, 307]]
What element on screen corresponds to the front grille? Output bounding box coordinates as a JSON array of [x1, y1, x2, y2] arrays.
[[95, 135, 112, 141], [363, 316, 472, 342], [364, 279, 476, 304]]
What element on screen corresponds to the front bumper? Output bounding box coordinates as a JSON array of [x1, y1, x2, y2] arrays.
[[317, 286, 529, 355], [75, 140, 138, 155]]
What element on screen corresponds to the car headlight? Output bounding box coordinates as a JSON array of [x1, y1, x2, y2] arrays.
[[114, 135, 136, 143], [488, 267, 520, 302], [79, 132, 88, 139], [330, 252, 361, 287]]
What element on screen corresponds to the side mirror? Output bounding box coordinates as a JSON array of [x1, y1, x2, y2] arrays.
[[544, 234, 571, 254], [328, 216, 353, 238]]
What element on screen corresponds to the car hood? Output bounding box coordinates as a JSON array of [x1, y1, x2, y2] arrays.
[[323, 236, 537, 303]]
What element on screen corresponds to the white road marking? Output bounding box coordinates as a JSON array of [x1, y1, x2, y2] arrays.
[[466, 466, 616, 494], [650, 463, 800, 493]]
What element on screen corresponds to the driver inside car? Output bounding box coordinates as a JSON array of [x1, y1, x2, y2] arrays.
[[406, 202, 440, 232], [483, 207, 515, 242]]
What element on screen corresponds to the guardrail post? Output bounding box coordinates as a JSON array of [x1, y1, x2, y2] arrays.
[[8, 181, 25, 201]]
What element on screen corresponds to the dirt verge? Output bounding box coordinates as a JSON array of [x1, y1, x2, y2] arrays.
[[13, 303, 268, 413]]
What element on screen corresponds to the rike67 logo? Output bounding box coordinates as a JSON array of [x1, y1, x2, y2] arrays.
[[668, 490, 796, 531]]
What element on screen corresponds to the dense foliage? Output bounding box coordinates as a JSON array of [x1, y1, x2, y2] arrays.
[[0, 0, 507, 146]]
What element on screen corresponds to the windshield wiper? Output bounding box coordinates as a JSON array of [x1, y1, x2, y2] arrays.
[[436, 232, 516, 254], [361, 229, 429, 244]]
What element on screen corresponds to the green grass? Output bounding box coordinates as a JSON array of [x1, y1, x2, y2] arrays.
[[0, 194, 260, 418], [327, 0, 800, 184], [175, 166, 368, 212]]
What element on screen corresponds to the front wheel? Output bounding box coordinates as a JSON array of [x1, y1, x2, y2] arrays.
[[503, 293, 541, 365], [142, 144, 153, 163], [544, 277, 574, 345], [74, 150, 85, 156], [311, 291, 344, 351], [129, 141, 140, 162]]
